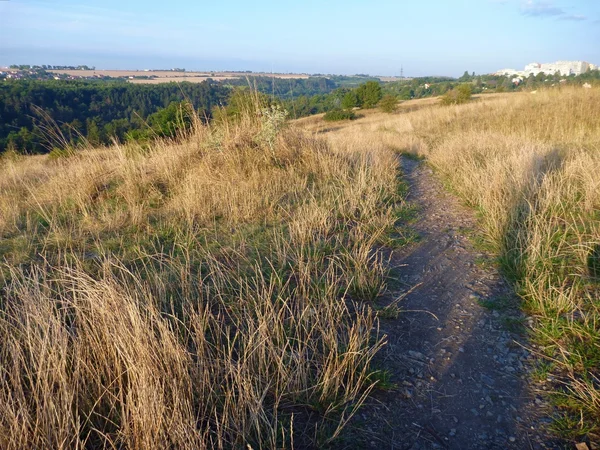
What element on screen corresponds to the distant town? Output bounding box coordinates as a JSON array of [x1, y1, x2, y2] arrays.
[[496, 60, 597, 78]]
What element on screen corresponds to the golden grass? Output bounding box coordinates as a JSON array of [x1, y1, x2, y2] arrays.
[[0, 102, 402, 448], [309, 87, 600, 441]]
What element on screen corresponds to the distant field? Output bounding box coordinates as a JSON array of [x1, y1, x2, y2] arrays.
[[48, 69, 311, 82], [128, 76, 235, 83]]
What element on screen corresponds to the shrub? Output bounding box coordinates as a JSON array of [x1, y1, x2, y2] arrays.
[[356, 81, 383, 108], [379, 95, 399, 113], [323, 109, 357, 121], [212, 88, 271, 124], [440, 84, 473, 105], [256, 104, 288, 150], [342, 90, 360, 109], [126, 101, 196, 143], [146, 101, 194, 138]]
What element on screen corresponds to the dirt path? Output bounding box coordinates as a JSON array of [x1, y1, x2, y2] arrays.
[[339, 157, 557, 449]]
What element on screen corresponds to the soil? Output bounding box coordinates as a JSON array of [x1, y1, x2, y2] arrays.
[[335, 157, 560, 449]]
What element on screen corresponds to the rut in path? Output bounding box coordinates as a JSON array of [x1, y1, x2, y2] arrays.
[[341, 157, 556, 450]]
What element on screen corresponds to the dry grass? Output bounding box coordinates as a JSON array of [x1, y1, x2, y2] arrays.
[[308, 87, 600, 442], [0, 100, 403, 448]]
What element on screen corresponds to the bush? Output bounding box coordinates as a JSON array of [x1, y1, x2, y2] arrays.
[[127, 101, 195, 142], [256, 104, 288, 150], [323, 109, 357, 121], [356, 81, 383, 108], [440, 84, 473, 105], [379, 95, 399, 113], [342, 91, 360, 109], [212, 88, 271, 124]]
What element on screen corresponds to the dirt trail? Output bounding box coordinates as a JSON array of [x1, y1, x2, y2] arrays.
[[340, 157, 557, 449]]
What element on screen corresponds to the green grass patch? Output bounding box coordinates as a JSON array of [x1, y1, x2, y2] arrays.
[[367, 369, 398, 391], [477, 294, 517, 311]]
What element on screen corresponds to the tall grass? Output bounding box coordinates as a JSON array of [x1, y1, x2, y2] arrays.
[[0, 98, 402, 448], [312, 88, 600, 442]]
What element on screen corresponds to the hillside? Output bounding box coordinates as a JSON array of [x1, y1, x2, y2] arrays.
[[302, 87, 600, 446], [0, 100, 404, 448], [1, 87, 599, 448]]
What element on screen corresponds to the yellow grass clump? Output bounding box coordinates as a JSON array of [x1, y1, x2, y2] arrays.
[[0, 99, 403, 448]]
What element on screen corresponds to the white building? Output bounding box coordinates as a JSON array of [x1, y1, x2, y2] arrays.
[[495, 60, 596, 77], [540, 61, 590, 76]]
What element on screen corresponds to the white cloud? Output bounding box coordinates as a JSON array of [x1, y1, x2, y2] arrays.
[[521, 0, 564, 17], [519, 1, 587, 21]]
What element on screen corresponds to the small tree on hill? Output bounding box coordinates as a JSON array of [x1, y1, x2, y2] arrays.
[[356, 81, 383, 108], [440, 84, 472, 105], [342, 91, 359, 109], [379, 95, 399, 113], [323, 109, 357, 121]]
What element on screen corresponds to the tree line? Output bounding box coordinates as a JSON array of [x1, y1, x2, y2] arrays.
[[0, 75, 378, 154], [4, 69, 598, 154], [283, 70, 600, 119], [0, 80, 229, 153]]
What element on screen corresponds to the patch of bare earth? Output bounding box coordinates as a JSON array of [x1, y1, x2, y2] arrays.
[[336, 157, 560, 449]]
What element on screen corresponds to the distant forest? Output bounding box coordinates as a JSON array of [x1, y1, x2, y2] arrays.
[[0, 80, 229, 153], [223, 75, 380, 99], [0, 76, 373, 154], [283, 71, 600, 118]]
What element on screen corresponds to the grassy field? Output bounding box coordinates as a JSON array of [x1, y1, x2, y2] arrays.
[[3, 85, 598, 447], [306, 88, 600, 442], [0, 99, 405, 448]]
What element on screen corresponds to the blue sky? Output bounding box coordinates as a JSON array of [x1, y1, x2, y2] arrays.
[[1, 0, 599, 76]]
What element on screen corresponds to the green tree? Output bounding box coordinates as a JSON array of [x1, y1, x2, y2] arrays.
[[147, 101, 193, 138], [526, 74, 536, 90], [502, 77, 514, 91], [459, 71, 472, 82], [323, 109, 356, 121], [356, 81, 382, 108], [86, 118, 101, 145], [342, 91, 359, 109], [440, 84, 472, 105], [212, 88, 271, 124]]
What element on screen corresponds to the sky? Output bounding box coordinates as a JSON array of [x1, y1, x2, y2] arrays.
[[0, 0, 599, 77]]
